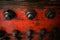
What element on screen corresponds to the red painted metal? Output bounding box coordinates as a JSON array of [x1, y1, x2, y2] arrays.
[[0, 0, 60, 40]]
